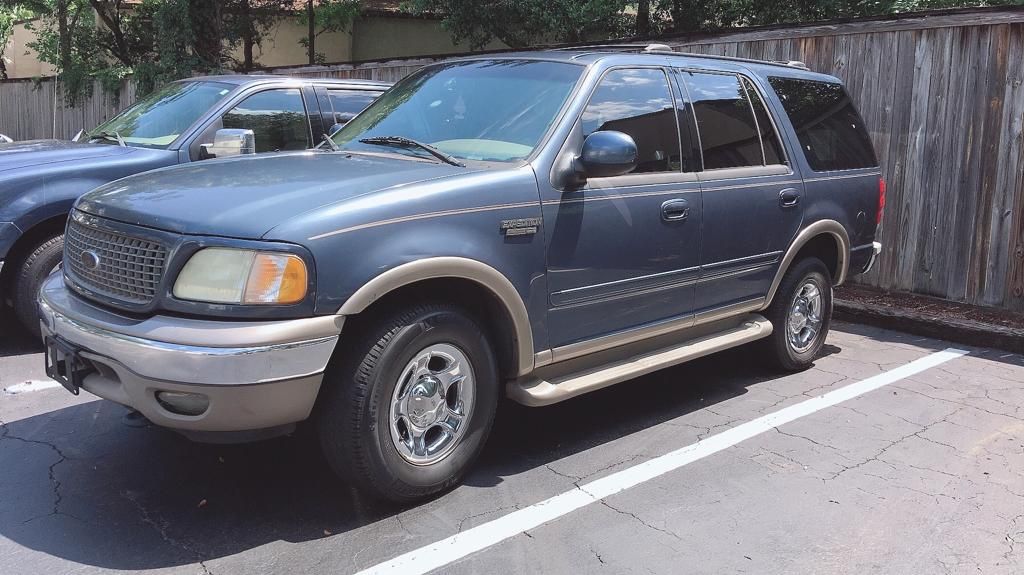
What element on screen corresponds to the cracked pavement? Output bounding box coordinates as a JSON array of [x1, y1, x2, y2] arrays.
[[1, 317, 1023, 574]]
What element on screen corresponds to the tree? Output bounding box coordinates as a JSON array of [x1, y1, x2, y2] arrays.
[[0, 5, 32, 79], [406, 0, 632, 49], [299, 0, 359, 65], [223, 0, 292, 71]]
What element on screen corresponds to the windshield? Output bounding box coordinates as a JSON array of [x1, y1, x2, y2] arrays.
[[333, 60, 583, 163], [90, 81, 234, 149]]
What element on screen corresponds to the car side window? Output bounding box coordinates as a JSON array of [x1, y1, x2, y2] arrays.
[[682, 71, 764, 170], [222, 88, 311, 153], [581, 68, 682, 174], [325, 89, 379, 126], [742, 77, 786, 166], [768, 77, 877, 171]]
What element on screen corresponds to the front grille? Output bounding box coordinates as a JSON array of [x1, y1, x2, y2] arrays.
[[65, 218, 168, 305]]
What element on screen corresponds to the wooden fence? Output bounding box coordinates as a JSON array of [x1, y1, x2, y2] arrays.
[[1, 7, 1022, 311], [0, 78, 136, 141]]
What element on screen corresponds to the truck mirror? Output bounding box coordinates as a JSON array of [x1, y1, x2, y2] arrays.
[[575, 131, 638, 179], [200, 129, 256, 159]]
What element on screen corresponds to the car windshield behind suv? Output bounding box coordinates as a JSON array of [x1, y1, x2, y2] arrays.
[[89, 81, 233, 149], [332, 59, 582, 162]]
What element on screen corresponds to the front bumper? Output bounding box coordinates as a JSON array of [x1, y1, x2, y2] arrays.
[[38, 273, 343, 433]]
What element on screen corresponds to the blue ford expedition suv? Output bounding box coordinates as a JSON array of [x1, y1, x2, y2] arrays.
[[39, 47, 883, 502]]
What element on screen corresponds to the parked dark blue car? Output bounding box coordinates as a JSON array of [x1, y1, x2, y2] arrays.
[[39, 48, 883, 502], [0, 75, 388, 334]]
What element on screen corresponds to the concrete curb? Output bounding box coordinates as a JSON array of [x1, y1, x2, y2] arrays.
[[834, 299, 1024, 355]]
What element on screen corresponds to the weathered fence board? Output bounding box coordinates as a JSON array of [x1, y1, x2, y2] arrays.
[[1, 8, 1023, 311]]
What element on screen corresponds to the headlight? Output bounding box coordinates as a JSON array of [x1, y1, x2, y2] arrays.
[[173, 248, 308, 305]]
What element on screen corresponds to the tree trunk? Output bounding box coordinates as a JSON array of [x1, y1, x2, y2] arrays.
[[637, 0, 650, 37], [307, 0, 315, 65], [56, 0, 72, 73], [90, 0, 134, 67], [189, 0, 224, 71]]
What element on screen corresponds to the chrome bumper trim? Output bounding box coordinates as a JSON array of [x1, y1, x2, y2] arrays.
[[38, 274, 340, 385]]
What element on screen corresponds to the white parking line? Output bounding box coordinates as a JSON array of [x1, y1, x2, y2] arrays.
[[356, 347, 969, 575], [2, 380, 62, 395]]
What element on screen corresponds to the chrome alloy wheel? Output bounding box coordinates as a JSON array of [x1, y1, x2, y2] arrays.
[[389, 343, 475, 466], [787, 281, 823, 353]]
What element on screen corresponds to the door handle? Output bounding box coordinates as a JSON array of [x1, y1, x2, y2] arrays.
[[779, 188, 801, 207], [661, 199, 690, 221]]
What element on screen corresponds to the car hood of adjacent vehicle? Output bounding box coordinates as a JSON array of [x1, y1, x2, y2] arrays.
[[75, 152, 477, 239], [0, 139, 138, 173]]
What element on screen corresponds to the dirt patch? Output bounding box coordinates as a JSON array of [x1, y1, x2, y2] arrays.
[[836, 285, 1024, 330]]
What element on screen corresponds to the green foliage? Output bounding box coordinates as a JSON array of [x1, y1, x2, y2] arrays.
[[405, 0, 634, 48], [298, 0, 360, 63], [410, 0, 1024, 45]]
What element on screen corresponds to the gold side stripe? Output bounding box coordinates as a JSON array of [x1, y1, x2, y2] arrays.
[[804, 171, 881, 183], [308, 201, 539, 241]]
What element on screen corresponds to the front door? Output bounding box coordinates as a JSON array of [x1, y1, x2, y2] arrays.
[[677, 69, 804, 316], [543, 67, 703, 350]]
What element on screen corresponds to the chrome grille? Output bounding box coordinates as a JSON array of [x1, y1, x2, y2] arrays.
[[65, 218, 168, 304]]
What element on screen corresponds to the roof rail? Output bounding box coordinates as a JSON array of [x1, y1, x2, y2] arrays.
[[775, 60, 810, 70], [550, 43, 814, 72]]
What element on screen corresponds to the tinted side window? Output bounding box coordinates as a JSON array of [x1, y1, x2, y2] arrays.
[[683, 72, 763, 170], [581, 68, 681, 174], [742, 77, 786, 165], [768, 77, 877, 171], [222, 89, 311, 153], [326, 89, 379, 125]]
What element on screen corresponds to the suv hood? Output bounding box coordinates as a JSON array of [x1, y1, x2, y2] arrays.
[[76, 152, 475, 238], [0, 139, 136, 173]]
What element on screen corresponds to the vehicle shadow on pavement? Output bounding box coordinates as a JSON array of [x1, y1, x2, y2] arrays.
[[0, 311, 42, 358], [1, 322, 995, 571], [0, 343, 800, 571]]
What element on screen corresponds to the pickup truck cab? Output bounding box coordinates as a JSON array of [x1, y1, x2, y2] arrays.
[[39, 48, 883, 502], [1, 75, 388, 334]]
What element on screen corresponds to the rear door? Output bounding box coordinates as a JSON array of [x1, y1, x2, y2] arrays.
[[677, 69, 803, 318]]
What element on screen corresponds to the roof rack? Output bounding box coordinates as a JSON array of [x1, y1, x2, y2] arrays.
[[552, 43, 814, 71]]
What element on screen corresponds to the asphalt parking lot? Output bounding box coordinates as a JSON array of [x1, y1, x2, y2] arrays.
[[2, 313, 1023, 575]]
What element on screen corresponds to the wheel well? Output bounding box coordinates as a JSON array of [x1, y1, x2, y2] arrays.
[[341, 278, 521, 380], [792, 234, 840, 284], [1, 215, 66, 300]]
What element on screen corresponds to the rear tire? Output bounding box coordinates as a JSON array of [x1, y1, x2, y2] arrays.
[[762, 257, 832, 371], [316, 303, 498, 503], [12, 234, 63, 339]]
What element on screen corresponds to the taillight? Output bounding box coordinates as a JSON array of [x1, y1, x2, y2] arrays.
[[877, 177, 886, 225]]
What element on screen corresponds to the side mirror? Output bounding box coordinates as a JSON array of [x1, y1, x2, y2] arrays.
[[0, 134, 13, 144], [200, 128, 256, 159], [575, 131, 638, 179]]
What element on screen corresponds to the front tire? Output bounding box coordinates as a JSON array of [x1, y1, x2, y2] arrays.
[[762, 257, 833, 371], [317, 303, 499, 503], [12, 234, 63, 338]]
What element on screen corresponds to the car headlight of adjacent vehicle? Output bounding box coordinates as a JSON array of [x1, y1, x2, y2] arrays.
[[172, 248, 309, 305]]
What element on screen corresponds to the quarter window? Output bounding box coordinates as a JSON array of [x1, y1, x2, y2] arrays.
[[581, 68, 681, 174], [767, 77, 877, 171], [222, 89, 311, 153], [325, 89, 379, 126], [682, 71, 763, 170]]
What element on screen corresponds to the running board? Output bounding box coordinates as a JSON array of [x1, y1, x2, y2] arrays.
[[508, 314, 773, 407]]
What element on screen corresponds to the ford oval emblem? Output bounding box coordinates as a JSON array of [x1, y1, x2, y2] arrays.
[[80, 250, 101, 270]]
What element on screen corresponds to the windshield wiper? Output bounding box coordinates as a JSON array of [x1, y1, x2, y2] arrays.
[[89, 131, 126, 147], [359, 136, 464, 167], [318, 133, 341, 152]]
